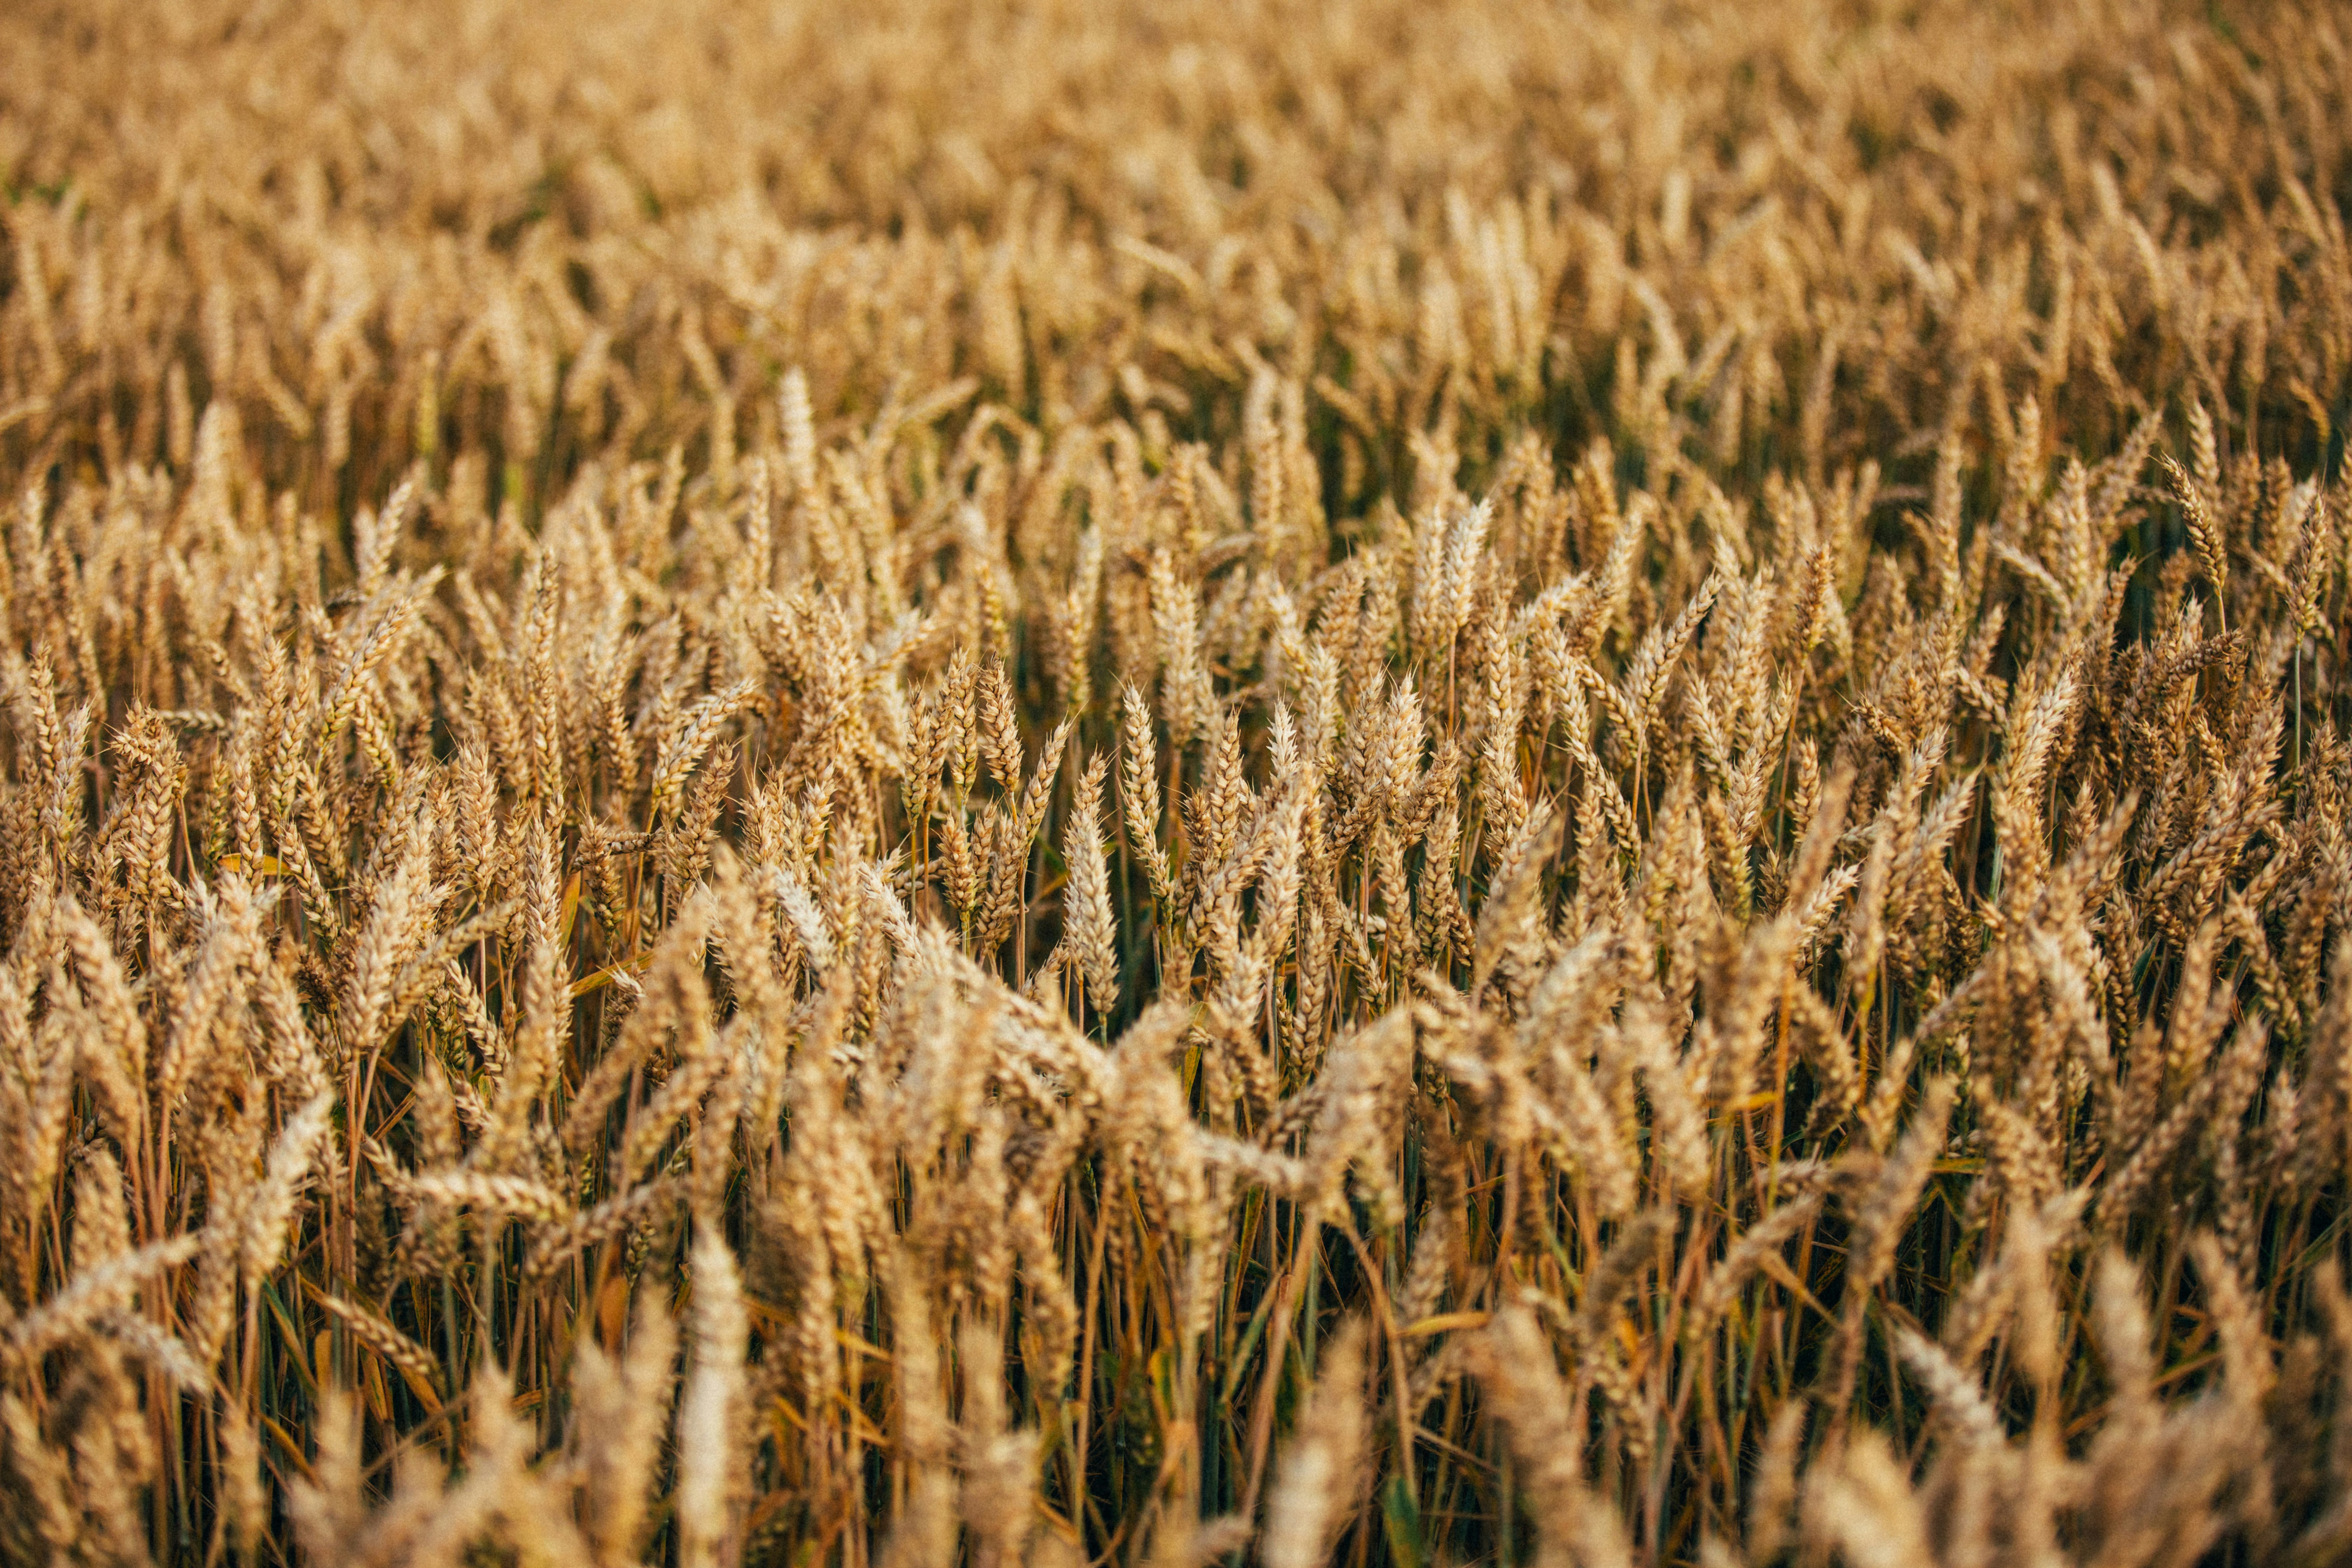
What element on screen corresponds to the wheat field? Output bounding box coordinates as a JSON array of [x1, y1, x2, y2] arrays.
[[2, 0, 2350, 1563]]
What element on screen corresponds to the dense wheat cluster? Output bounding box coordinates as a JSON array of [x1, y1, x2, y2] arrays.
[[5, 0, 2352, 1563]]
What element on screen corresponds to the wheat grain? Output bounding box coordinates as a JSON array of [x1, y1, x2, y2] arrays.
[[4, 4, 2352, 1560]]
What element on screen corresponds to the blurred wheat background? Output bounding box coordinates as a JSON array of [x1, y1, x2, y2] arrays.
[[2, 0, 2351, 1563]]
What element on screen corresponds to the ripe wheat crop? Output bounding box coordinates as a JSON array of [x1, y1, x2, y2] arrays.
[[3, 0, 2352, 1563]]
